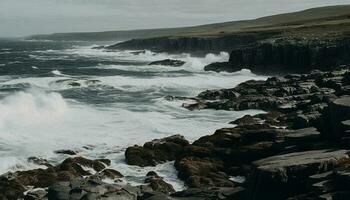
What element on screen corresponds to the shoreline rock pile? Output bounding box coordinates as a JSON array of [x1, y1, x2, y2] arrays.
[[0, 66, 350, 199]]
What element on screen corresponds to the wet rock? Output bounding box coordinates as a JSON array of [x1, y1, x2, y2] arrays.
[[145, 171, 175, 194], [130, 50, 146, 55], [98, 169, 123, 180], [230, 115, 259, 126], [3, 157, 109, 190], [54, 149, 77, 155], [149, 59, 185, 67], [248, 149, 350, 200], [56, 157, 107, 176], [125, 135, 189, 167], [197, 89, 240, 100], [46, 178, 138, 200], [24, 188, 47, 200], [27, 157, 52, 168], [47, 182, 70, 200], [0, 177, 26, 200], [68, 82, 81, 87], [175, 157, 233, 188], [203, 62, 240, 73], [125, 145, 157, 167]]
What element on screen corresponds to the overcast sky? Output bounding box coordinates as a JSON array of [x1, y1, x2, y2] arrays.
[[0, 0, 349, 37]]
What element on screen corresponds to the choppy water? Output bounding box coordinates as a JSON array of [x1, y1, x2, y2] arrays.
[[0, 39, 266, 190]]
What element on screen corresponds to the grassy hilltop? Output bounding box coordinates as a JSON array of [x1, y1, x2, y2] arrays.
[[27, 5, 350, 41]]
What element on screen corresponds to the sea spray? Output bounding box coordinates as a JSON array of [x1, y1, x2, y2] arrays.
[[0, 89, 67, 128]]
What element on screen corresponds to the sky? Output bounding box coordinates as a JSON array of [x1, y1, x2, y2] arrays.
[[0, 0, 349, 37]]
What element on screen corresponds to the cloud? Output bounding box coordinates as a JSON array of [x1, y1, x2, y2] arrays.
[[0, 0, 349, 37]]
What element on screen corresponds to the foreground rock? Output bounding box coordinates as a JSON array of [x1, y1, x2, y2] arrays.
[[149, 59, 185, 67], [0, 156, 181, 200], [248, 149, 350, 200]]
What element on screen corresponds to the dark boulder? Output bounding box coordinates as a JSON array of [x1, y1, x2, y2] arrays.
[[175, 157, 233, 188], [145, 171, 175, 194], [0, 177, 26, 200], [204, 62, 241, 73], [230, 115, 259, 126], [54, 149, 77, 155], [125, 135, 190, 167], [149, 59, 185, 67], [197, 89, 240, 100]]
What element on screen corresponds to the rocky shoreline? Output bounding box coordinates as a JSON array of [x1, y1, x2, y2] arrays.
[[1, 64, 349, 199]]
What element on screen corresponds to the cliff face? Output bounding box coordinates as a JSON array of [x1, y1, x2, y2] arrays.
[[233, 39, 350, 70], [204, 38, 350, 73], [107, 33, 277, 54]]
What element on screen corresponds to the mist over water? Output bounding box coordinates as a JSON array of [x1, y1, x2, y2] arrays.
[[0, 39, 267, 189]]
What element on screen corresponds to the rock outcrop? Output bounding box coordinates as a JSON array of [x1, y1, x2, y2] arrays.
[[2, 67, 350, 199], [149, 59, 185, 67], [125, 135, 190, 167], [248, 149, 350, 200]]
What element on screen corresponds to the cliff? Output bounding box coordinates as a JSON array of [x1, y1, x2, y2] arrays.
[[107, 32, 277, 54], [205, 37, 350, 73]]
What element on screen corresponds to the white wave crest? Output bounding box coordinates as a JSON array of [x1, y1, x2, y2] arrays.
[[0, 89, 67, 128], [51, 70, 63, 76]]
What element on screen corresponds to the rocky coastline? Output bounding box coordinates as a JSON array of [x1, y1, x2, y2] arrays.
[[1, 63, 350, 199]]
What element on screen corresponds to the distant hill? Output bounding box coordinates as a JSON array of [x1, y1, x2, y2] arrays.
[[27, 5, 350, 41]]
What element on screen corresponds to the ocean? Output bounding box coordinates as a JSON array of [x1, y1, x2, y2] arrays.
[[0, 38, 266, 190]]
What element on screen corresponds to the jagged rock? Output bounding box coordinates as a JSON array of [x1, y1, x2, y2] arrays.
[[46, 178, 138, 200], [197, 89, 240, 100], [175, 157, 233, 188], [144, 172, 175, 194], [3, 157, 109, 190], [125, 135, 189, 167], [149, 59, 185, 67], [230, 115, 259, 126], [248, 149, 350, 200]]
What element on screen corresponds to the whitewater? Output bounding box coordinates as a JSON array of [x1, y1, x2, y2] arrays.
[[0, 39, 266, 190]]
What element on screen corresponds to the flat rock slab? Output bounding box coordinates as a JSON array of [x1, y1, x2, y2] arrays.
[[254, 149, 348, 172], [332, 96, 350, 107], [248, 149, 349, 200], [325, 96, 350, 139], [284, 127, 321, 143]]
